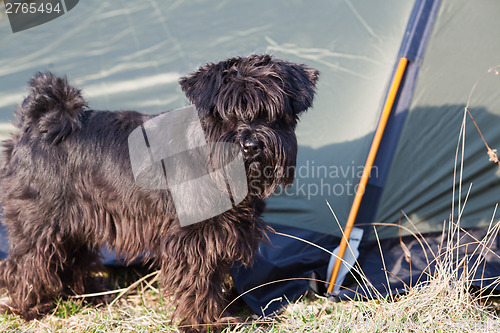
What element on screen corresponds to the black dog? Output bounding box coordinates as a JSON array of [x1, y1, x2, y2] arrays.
[[0, 54, 318, 332]]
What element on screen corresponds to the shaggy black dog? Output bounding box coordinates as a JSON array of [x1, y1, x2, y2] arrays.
[[0, 54, 318, 332]]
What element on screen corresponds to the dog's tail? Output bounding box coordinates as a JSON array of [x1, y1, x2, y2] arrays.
[[18, 72, 87, 144]]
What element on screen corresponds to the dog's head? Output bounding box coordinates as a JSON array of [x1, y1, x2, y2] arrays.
[[179, 54, 319, 198]]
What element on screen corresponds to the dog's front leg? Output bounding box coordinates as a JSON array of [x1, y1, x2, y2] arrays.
[[159, 235, 240, 332]]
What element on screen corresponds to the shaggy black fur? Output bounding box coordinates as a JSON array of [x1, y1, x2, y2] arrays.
[[0, 54, 318, 332]]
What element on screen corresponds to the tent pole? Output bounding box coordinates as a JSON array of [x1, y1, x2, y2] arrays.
[[326, 57, 409, 294]]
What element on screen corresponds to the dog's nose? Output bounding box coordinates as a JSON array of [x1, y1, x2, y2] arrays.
[[241, 138, 262, 157]]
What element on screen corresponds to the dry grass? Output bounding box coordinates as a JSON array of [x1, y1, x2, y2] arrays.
[[3, 286, 495, 332]]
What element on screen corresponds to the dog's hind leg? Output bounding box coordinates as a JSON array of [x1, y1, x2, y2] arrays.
[[0, 222, 103, 320]]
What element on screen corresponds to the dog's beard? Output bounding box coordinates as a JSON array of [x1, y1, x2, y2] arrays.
[[247, 161, 279, 198], [246, 151, 296, 198]]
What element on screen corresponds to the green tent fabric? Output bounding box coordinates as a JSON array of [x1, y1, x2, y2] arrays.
[[0, 0, 415, 238], [375, 0, 500, 239]]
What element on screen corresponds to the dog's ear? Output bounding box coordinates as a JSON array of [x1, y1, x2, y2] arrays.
[[283, 63, 319, 114], [179, 62, 223, 115]]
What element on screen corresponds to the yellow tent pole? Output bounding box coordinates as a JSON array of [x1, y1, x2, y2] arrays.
[[327, 57, 409, 294]]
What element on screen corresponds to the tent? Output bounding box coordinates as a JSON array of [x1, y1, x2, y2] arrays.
[[1, 0, 500, 316]]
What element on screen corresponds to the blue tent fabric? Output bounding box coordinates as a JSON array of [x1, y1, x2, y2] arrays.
[[231, 224, 340, 316], [339, 227, 500, 299], [232, 225, 500, 315], [0, 225, 8, 259]]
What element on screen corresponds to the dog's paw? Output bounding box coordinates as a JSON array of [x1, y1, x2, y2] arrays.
[[179, 316, 241, 333], [0, 303, 14, 316], [216, 315, 242, 332], [0, 302, 47, 321]]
